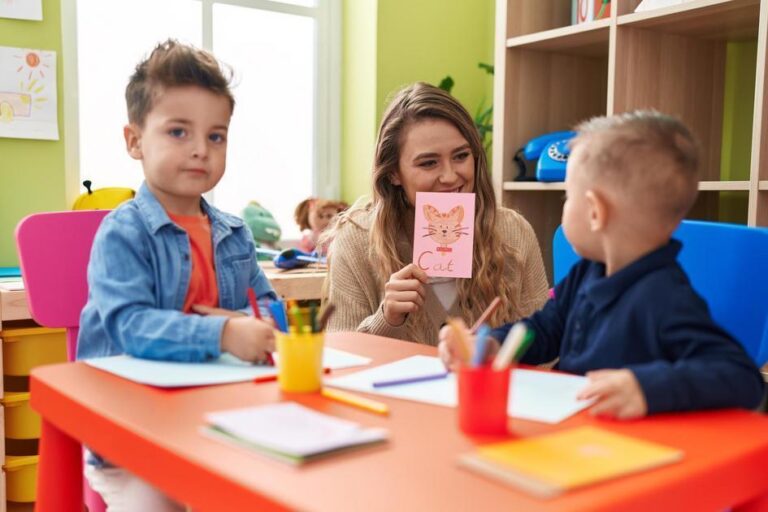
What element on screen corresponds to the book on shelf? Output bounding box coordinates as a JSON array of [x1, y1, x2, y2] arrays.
[[458, 426, 683, 499], [205, 401, 387, 465]]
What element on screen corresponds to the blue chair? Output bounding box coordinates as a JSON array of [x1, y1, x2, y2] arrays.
[[552, 221, 768, 366]]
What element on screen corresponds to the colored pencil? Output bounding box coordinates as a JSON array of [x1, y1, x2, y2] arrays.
[[469, 296, 502, 334], [372, 372, 449, 388], [446, 317, 471, 365], [248, 288, 274, 366], [247, 288, 262, 319], [317, 303, 336, 331], [321, 387, 389, 415]]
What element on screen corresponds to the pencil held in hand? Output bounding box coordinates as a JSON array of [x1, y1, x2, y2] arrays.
[[469, 297, 502, 334]]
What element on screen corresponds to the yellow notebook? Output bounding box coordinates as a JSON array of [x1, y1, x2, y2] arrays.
[[458, 426, 683, 499]]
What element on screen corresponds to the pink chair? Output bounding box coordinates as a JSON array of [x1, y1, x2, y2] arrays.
[[16, 210, 109, 512]]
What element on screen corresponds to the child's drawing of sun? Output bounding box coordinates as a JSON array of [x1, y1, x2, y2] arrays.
[[15, 50, 51, 81]]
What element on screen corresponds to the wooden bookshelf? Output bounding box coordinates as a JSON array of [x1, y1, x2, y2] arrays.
[[493, 0, 767, 281]]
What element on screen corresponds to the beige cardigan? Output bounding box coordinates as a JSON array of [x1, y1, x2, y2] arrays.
[[325, 207, 549, 345]]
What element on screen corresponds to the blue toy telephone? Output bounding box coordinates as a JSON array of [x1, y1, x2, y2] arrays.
[[513, 131, 575, 182]]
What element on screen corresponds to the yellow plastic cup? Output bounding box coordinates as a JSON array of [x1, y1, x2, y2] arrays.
[[276, 331, 324, 392]]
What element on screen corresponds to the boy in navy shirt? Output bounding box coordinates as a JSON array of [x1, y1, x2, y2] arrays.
[[439, 111, 764, 419]]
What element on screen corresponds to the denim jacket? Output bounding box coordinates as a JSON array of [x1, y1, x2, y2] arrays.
[[77, 182, 276, 362]]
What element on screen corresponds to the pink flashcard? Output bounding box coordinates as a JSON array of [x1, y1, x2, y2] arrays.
[[413, 192, 475, 278]]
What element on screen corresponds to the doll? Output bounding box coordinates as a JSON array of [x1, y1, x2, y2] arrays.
[[294, 198, 348, 254]]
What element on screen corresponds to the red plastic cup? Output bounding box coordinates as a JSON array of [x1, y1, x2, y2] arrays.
[[457, 365, 511, 436]]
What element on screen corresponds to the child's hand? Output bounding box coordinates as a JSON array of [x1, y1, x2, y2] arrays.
[[383, 264, 428, 326], [438, 320, 501, 370], [577, 369, 648, 420], [220, 317, 276, 363]]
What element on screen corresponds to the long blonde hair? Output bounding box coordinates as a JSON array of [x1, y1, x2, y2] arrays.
[[329, 83, 524, 333]]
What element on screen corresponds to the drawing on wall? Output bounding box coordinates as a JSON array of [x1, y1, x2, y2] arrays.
[[0, 46, 59, 140], [0, 0, 43, 21]]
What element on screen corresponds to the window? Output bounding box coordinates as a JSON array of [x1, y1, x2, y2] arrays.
[[64, 0, 339, 240]]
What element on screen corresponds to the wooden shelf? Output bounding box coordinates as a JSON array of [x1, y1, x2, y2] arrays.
[[618, 0, 760, 40], [494, 0, 767, 281], [503, 181, 565, 191], [506, 19, 610, 57], [502, 181, 750, 192], [698, 180, 751, 191]]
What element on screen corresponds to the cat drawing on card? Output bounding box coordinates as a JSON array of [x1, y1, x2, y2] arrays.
[[422, 204, 469, 255]]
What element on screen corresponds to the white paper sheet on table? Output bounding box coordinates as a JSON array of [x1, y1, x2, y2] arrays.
[[85, 348, 371, 388], [325, 355, 592, 424]]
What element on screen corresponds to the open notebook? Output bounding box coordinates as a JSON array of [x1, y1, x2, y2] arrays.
[[205, 402, 387, 465], [459, 426, 683, 499]]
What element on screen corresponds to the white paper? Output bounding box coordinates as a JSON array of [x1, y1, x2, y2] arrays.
[[326, 355, 592, 424], [0, 278, 24, 290], [207, 402, 387, 457], [0, 0, 42, 20], [0, 46, 58, 140], [85, 347, 371, 388]]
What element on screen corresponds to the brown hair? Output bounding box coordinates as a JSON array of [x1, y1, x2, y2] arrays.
[[294, 198, 348, 231], [126, 39, 235, 127], [572, 110, 700, 223], [328, 82, 525, 332]]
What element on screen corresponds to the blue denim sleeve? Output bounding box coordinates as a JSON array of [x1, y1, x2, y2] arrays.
[[87, 218, 225, 362]]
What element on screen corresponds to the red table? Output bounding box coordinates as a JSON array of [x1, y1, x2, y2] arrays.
[[31, 332, 768, 511]]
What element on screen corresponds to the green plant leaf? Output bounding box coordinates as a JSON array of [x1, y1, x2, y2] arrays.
[[437, 76, 454, 94], [478, 62, 495, 75]]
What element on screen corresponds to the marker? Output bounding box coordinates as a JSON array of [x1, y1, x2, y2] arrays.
[[321, 387, 389, 415], [492, 323, 527, 371], [471, 324, 492, 367], [513, 330, 535, 363], [469, 297, 502, 334], [372, 372, 449, 388], [268, 301, 288, 332]]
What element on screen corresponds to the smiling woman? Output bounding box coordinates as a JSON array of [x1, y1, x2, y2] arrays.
[[323, 82, 549, 345]]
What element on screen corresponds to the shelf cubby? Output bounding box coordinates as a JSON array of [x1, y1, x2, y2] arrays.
[[493, 0, 767, 282]]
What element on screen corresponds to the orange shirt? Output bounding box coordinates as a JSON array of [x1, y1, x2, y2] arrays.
[[168, 212, 219, 312]]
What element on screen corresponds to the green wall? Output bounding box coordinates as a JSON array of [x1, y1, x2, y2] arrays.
[[719, 40, 757, 224], [0, 0, 66, 266], [341, 0, 378, 204], [340, 0, 495, 205]]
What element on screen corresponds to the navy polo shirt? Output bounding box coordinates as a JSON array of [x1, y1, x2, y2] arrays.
[[490, 240, 764, 414]]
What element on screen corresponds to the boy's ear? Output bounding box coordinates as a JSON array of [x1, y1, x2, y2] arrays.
[[585, 189, 608, 231], [123, 124, 143, 160]]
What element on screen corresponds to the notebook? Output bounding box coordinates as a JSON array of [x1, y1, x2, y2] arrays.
[[205, 402, 388, 465], [458, 426, 683, 499]]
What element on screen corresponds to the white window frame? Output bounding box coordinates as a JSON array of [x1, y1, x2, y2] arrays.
[[61, 0, 340, 206]]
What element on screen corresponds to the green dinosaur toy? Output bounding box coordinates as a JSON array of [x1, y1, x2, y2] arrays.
[[241, 201, 282, 260]]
